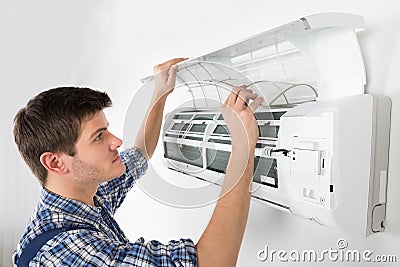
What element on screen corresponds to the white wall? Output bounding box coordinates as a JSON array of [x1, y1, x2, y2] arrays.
[[1, 0, 399, 266], [0, 1, 95, 266]]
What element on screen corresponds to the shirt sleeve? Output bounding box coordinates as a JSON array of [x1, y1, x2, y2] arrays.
[[96, 146, 148, 214], [34, 230, 197, 267]]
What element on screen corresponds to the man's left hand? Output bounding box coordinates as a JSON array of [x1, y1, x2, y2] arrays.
[[153, 58, 187, 98]]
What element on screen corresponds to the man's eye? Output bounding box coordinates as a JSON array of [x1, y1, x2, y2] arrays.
[[94, 133, 103, 141]]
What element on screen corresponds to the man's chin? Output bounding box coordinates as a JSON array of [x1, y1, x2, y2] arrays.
[[107, 164, 126, 181]]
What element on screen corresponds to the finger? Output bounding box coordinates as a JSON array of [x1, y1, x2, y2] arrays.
[[236, 90, 258, 108], [248, 97, 264, 113], [167, 64, 178, 84], [225, 92, 235, 107], [154, 58, 188, 74], [228, 86, 250, 106], [232, 85, 252, 95], [231, 86, 243, 94], [226, 86, 240, 106]]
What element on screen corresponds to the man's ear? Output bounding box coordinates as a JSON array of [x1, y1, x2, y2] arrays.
[[40, 152, 69, 175]]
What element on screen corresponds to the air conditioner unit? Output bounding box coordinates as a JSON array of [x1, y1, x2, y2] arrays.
[[140, 13, 391, 237]]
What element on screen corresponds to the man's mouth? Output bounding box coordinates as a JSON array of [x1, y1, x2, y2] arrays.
[[112, 154, 121, 163]]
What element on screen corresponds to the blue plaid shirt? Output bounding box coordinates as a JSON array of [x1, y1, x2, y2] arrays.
[[13, 147, 197, 266]]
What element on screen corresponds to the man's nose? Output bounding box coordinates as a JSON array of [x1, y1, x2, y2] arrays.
[[110, 134, 123, 150]]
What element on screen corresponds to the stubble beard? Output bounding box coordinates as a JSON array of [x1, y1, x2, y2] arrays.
[[71, 156, 105, 185]]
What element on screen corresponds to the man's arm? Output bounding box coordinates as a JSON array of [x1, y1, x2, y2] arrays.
[[98, 58, 185, 210], [196, 86, 264, 267], [134, 58, 186, 160]]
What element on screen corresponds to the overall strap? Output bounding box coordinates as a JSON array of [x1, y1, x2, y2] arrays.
[[17, 225, 97, 267]]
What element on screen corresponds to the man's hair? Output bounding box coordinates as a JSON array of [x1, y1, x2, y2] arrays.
[[13, 87, 112, 186]]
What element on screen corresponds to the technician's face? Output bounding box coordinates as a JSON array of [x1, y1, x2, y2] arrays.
[[70, 110, 125, 185]]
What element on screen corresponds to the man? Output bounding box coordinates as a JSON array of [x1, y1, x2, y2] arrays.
[[13, 58, 263, 266]]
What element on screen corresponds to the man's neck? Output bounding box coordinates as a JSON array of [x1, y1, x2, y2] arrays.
[[45, 179, 98, 206]]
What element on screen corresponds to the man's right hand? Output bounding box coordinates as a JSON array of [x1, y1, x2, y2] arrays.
[[221, 85, 264, 148]]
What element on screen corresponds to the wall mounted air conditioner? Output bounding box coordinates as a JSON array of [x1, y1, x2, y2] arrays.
[[140, 13, 391, 237]]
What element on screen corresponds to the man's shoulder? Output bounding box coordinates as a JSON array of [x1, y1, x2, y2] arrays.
[[13, 204, 57, 263], [13, 206, 106, 266]]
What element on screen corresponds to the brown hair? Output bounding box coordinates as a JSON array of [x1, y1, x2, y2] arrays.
[[13, 87, 112, 185]]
